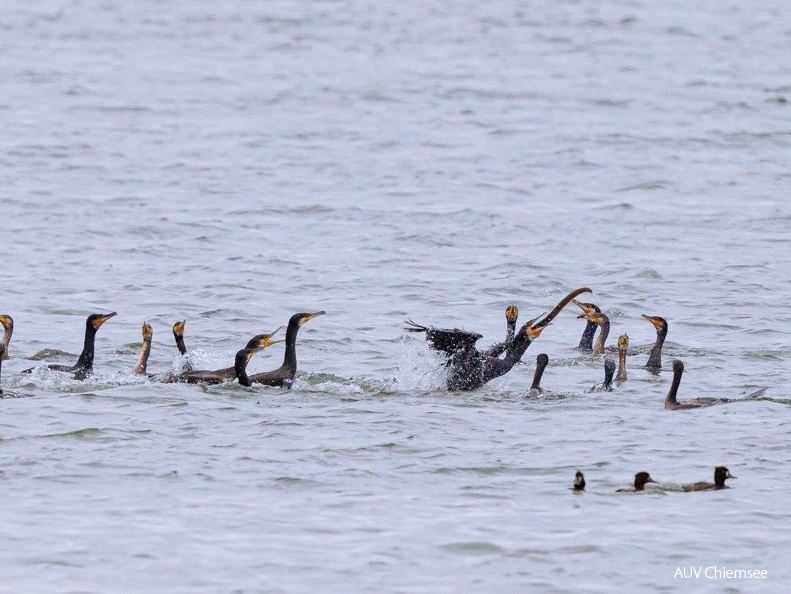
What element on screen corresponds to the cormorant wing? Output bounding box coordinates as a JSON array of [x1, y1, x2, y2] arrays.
[[405, 320, 483, 356]]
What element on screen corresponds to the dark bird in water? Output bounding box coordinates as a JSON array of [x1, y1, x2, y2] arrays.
[[616, 334, 628, 384], [1, 314, 13, 360], [572, 301, 600, 352], [579, 311, 610, 355], [133, 322, 153, 376], [664, 359, 766, 410], [172, 320, 192, 371], [249, 311, 326, 389], [483, 305, 519, 357], [590, 358, 615, 392], [527, 353, 549, 397], [405, 288, 592, 391], [574, 471, 586, 492], [642, 315, 667, 370], [616, 471, 657, 493], [0, 344, 28, 398], [21, 312, 117, 380], [683, 467, 735, 492], [166, 329, 283, 385]]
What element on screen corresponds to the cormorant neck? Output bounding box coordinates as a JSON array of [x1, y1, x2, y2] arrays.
[[665, 366, 683, 407], [281, 319, 302, 373], [531, 358, 547, 391], [134, 336, 152, 376], [235, 350, 253, 386], [647, 328, 666, 368], [75, 326, 98, 372], [617, 348, 627, 382], [593, 318, 610, 355], [578, 321, 597, 351], [174, 334, 187, 356], [506, 320, 516, 343]]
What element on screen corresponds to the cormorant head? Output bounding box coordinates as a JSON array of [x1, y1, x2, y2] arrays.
[[641, 315, 668, 334], [141, 321, 152, 340], [172, 320, 186, 338], [617, 334, 629, 351], [0, 315, 13, 332], [574, 471, 585, 491], [88, 312, 117, 330], [572, 300, 601, 316], [244, 327, 285, 351], [634, 471, 657, 490], [536, 353, 549, 367], [293, 311, 326, 328], [579, 312, 608, 326], [505, 305, 519, 323], [521, 315, 548, 341], [672, 359, 684, 376]]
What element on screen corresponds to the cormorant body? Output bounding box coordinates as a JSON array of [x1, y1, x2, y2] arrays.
[[0, 344, 28, 398], [406, 288, 592, 391], [250, 311, 326, 389], [22, 312, 116, 380], [172, 320, 192, 371], [590, 358, 615, 392]]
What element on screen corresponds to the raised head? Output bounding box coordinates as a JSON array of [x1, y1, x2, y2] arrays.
[[172, 320, 186, 337], [505, 305, 519, 323], [88, 312, 117, 330], [243, 327, 285, 351], [618, 334, 629, 351], [141, 321, 153, 340]]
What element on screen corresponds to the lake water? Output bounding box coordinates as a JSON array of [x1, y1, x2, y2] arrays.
[[1, 0, 790, 591]]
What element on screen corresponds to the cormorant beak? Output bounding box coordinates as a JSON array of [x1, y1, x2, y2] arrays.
[[141, 322, 153, 339], [299, 311, 326, 326], [580, 312, 601, 323], [93, 312, 117, 329], [258, 327, 285, 348], [618, 334, 629, 349], [572, 300, 594, 315], [505, 305, 519, 323], [641, 314, 663, 330], [173, 320, 186, 335]]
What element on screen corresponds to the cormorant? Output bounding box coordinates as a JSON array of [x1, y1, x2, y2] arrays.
[[1, 314, 13, 360], [133, 322, 153, 376], [405, 288, 592, 391], [166, 329, 283, 385], [664, 359, 766, 410], [172, 320, 192, 371], [249, 311, 326, 389], [579, 311, 610, 355], [483, 305, 519, 357], [572, 301, 600, 351], [527, 353, 549, 397], [616, 334, 629, 384], [21, 312, 117, 380], [682, 467, 735, 492], [590, 358, 615, 392], [642, 315, 667, 370], [616, 472, 657, 492]]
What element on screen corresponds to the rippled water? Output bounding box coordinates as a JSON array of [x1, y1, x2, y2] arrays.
[[2, 0, 791, 591]]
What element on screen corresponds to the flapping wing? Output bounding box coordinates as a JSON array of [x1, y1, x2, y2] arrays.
[[405, 320, 483, 356]]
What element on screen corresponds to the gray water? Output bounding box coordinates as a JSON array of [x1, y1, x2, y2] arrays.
[[2, 0, 791, 592]]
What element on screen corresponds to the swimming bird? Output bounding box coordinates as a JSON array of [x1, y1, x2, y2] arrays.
[[682, 467, 735, 492], [572, 301, 600, 352], [0, 314, 13, 360], [590, 358, 615, 392], [579, 311, 610, 355], [166, 328, 283, 385], [616, 334, 628, 384], [133, 322, 153, 376], [0, 344, 28, 398], [249, 311, 326, 389], [642, 315, 667, 370], [574, 471, 586, 492], [406, 288, 592, 391], [21, 312, 117, 380], [527, 353, 549, 397], [172, 320, 192, 371], [665, 359, 767, 410], [616, 472, 656, 493], [483, 305, 519, 357]]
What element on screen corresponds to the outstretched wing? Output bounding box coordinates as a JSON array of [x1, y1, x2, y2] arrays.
[[405, 320, 483, 356]]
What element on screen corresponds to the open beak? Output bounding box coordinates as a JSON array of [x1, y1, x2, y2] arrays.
[[259, 326, 285, 348]]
